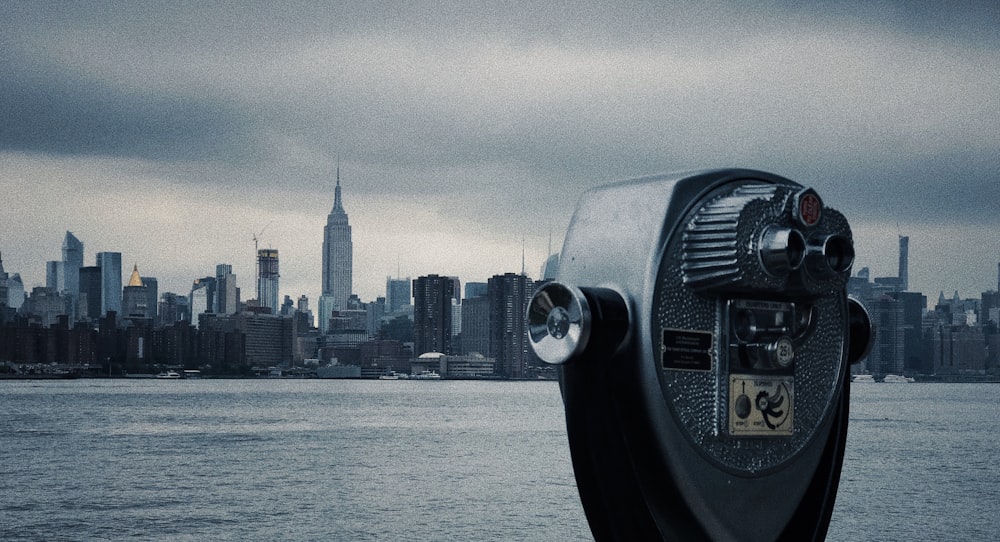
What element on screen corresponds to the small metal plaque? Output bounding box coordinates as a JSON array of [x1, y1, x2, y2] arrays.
[[728, 374, 794, 437], [661, 328, 713, 371]]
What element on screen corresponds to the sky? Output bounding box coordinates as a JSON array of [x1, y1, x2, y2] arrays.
[[2, 1, 998, 307]]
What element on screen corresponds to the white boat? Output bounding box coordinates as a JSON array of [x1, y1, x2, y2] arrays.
[[412, 370, 442, 380], [882, 374, 915, 383], [851, 374, 876, 383], [379, 371, 400, 380], [156, 371, 181, 379]]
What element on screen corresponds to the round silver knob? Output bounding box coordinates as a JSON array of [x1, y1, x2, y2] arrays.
[[528, 282, 593, 365]]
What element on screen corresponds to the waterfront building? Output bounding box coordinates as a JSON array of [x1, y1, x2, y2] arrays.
[[123, 317, 153, 369], [257, 249, 279, 314], [121, 265, 149, 319], [866, 294, 905, 376], [151, 320, 196, 367], [932, 325, 986, 374], [359, 339, 411, 375], [196, 314, 245, 373], [487, 272, 535, 379], [322, 166, 353, 313], [412, 274, 455, 355], [409, 352, 496, 378], [235, 312, 296, 367], [441, 353, 496, 378], [890, 290, 929, 373], [459, 295, 489, 356], [96, 252, 122, 317]]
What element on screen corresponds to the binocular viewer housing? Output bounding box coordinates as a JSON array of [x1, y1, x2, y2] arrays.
[[528, 169, 873, 541]]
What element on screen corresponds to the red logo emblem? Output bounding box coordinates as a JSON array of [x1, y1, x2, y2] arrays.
[[799, 193, 821, 226]]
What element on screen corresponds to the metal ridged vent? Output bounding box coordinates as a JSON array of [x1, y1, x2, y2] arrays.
[[681, 184, 782, 293]]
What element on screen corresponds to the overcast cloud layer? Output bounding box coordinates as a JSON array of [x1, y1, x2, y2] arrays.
[[2, 1, 998, 306]]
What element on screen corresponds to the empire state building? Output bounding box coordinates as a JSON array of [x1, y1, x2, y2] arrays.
[[320, 167, 353, 330]]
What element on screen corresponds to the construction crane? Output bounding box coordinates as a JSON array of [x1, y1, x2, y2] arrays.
[[252, 222, 271, 299]]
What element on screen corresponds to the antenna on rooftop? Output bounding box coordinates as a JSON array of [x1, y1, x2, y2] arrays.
[[521, 236, 526, 276]]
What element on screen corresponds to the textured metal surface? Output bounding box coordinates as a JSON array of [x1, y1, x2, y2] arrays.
[[655, 180, 851, 473]]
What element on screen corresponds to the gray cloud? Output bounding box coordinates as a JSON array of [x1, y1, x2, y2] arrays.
[[2, 1, 998, 301]]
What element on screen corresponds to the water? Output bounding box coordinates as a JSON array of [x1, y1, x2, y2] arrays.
[[830, 383, 1000, 541], [2, 380, 998, 541]]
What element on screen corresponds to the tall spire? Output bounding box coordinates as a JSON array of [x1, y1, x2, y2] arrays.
[[128, 264, 143, 287], [333, 161, 344, 212], [521, 236, 526, 276]]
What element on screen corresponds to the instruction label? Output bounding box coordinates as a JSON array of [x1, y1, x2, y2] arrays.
[[661, 328, 713, 371], [728, 374, 794, 437]]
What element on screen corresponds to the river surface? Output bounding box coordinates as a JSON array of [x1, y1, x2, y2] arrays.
[[1, 379, 997, 541]]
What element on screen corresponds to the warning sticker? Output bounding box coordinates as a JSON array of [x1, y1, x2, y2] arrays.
[[728, 374, 794, 437], [661, 329, 713, 371]]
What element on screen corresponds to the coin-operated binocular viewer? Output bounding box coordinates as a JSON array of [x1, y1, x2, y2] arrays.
[[528, 169, 873, 541]]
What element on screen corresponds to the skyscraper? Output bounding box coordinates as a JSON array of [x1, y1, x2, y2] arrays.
[[322, 166, 353, 313], [122, 264, 149, 319], [141, 276, 158, 321], [257, 248, 279, 313], [488, 272, 534, 379], [62, 232, 83, 300], [215, 263, 238, 315], [79, 266, 102, 319], [464, 282, 488, 300], [386, 277, 411, 314], [46, 260, 65, 291], [898, 235, 909, 292], [96, 252, 122, 317], [0, 252, 8, 309], [190, 278, 213, 328], [412, 274, 455, 355]]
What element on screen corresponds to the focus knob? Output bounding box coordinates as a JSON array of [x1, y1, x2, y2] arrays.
[[528, 281, 628, 365]]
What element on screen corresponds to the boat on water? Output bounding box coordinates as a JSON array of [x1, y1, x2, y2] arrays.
[[155, 371, 182, 379], [411, 370, 442, 380], [851, 374, 876, 383], [882, 374, 915, 383]]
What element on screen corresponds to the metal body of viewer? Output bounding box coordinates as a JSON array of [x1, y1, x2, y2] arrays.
[[528, 169, 873, 541]]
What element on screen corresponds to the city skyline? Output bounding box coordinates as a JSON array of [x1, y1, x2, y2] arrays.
[[4, 221, 1000, 314], [2, 3, 998, 305]]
